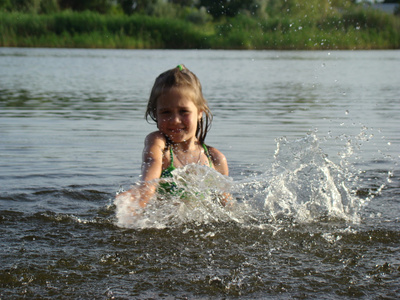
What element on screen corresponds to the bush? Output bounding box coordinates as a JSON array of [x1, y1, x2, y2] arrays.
[[185, 6, 212, 25], [39, 0, 58, 13], [0, 8, 399, 49]]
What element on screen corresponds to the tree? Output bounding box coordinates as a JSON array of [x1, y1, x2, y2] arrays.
[[198, 0, 254, 18], [169, 0, 198, 6], [118, 0, 157, 15], [0, 0, 12, 11], [59, 0, 112, 13]]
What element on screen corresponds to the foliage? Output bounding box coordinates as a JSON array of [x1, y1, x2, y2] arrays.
[[118, 0, 157, 15], [0, 10, 211, 48], [58, 0, 112, 14], [197, 0, 254, 18], [0, 0, 399, 49], [0, 0, 112, 13], [6, 0, 41, 13], [0, 0, 11, 10], [184, 6, 213, 24], [40, 0, 59, 13]]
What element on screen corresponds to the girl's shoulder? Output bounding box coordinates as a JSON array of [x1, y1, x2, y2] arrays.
[[206, 145, 229, 176], [143, 131, 171, 169], [206, 145, 226, 162], [145, 131, 168, 148]]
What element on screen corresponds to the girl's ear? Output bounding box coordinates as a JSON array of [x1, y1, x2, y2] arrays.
[[198, 110, 203, 121]]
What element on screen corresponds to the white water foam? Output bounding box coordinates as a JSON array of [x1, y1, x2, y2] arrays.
[[260, 134, 361, 222], [114, 132, 379, 229]]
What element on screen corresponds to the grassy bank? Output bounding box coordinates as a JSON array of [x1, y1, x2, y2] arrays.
[[1, 9, 399, 49], [0, 11, 211, 49]]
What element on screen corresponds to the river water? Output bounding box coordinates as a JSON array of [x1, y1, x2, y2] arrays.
[[0, 48, 399, 298]]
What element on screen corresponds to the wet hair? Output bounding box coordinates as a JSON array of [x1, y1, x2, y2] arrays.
[[145, 64, 212, 144]]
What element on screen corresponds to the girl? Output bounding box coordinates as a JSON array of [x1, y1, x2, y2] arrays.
[[118, 64, 229, 210]]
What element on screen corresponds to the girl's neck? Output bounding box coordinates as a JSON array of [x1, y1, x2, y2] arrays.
[[171, 138, 206, 167], [171, 138, 201, 153]]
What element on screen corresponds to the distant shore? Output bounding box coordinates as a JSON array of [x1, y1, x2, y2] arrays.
[[1, 10, 399, 50]]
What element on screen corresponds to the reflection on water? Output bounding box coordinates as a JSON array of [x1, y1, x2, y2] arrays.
[[0, 87, 141, 112], [0, 48, 399, 299]]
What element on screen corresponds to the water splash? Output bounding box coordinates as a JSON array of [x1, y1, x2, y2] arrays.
[[115, 133, 376, 229], [258, 134, 361, 223], [114, 165, 244, 229]]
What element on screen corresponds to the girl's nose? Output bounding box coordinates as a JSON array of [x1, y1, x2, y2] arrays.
[[170, 113, 181, 123]]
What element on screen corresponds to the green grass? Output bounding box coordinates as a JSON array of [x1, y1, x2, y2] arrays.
[[0, 9, 399, 49], [0, 11, 211, 48]]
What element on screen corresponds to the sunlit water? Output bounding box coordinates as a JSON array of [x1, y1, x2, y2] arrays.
[[0, 48, 399, 298]]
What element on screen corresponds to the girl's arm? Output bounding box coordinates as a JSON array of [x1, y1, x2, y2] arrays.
[[141, 131, 167, 181], [117, 132, 166, 209]]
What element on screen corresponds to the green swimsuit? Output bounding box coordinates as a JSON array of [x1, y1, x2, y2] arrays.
[[158, 144, 213, 195]]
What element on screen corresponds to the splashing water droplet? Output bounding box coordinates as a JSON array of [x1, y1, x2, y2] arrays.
[[115, 133, 369, 229]]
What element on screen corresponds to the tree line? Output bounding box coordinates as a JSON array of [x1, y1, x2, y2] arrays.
[[1, 0, 399, 49], [1, 0, 398, 18]]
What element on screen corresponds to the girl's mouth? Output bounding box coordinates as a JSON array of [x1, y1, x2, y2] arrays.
[[170, 128, 184, 133]]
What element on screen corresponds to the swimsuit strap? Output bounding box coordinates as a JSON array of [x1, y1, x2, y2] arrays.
[[169, 146, 174, 168], [202, 144, 213, 168], [160, 147, 175, 178]]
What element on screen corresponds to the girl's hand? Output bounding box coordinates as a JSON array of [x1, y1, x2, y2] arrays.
[[115, 181, 157, 215], [115, 188, 142, 217], [116, 188, 148, 208], [219, 192, 234, 207], [114, 186, 152, 226]]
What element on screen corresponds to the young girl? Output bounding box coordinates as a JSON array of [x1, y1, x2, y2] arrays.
[[117, 64, 229, 211]]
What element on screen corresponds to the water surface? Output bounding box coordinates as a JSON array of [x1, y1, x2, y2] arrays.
[[0, 48, 399, 298]]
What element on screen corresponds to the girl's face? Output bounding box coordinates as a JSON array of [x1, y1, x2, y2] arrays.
[[156, 88, 202, 144]]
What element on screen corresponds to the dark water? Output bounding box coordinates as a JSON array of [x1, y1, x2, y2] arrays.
[[0, 48, 399, 299]]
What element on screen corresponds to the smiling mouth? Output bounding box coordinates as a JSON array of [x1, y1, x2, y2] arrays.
[[170, 128, 184, 133]]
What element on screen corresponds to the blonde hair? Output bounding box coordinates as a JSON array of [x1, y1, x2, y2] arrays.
[[145, 64, 212, 144]]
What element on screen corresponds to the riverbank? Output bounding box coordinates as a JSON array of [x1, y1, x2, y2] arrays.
[[1, 9, 399, 50]]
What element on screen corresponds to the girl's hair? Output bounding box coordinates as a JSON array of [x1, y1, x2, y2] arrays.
[[145, 64, 212, 144]]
